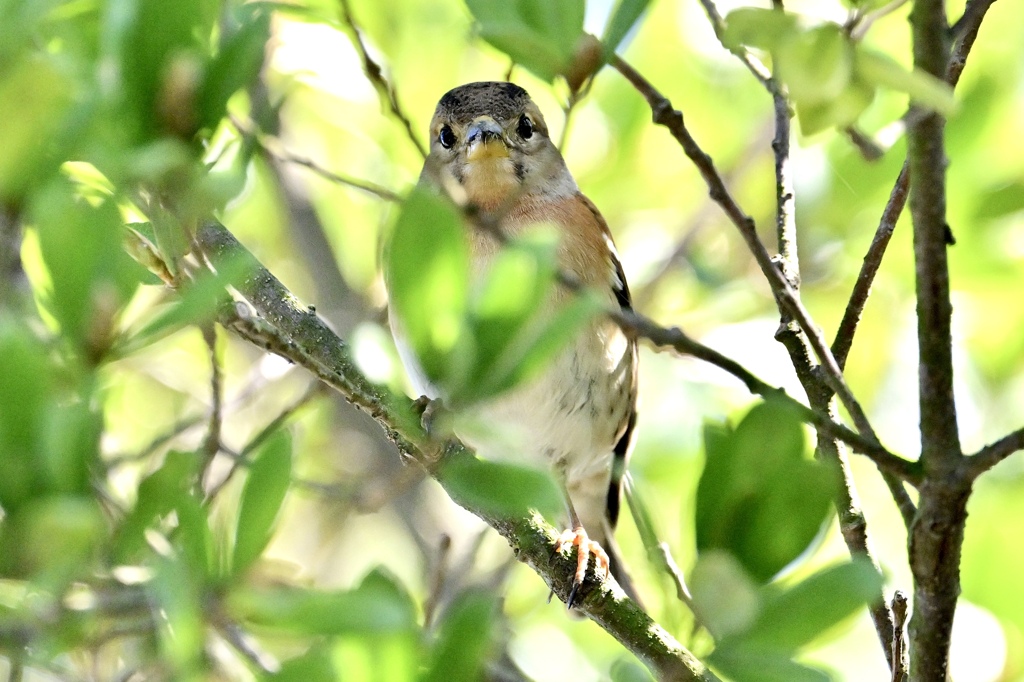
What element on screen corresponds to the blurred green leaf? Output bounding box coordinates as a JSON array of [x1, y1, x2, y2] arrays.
[[32, 177, 139, 354], [119, 254, 251, 355], [738, 558, 883, 652], [796, 77, 875, 135], [231, 568, 417, 635], [0, 320, 52, 510], [423, 590, 498, 682], [974, 182, 1024, 220], [113, 0, 215, 140], [689, 551, 761, 640], [695, 400, 837, 583], [707, 648, 830, 682], [465, 0, 584, 81], [602, 0, 652, 57], [776, 25, 852, 106], [0, 54, 74, 201], [152, 555, 206, 674], [41, 399, 101, 496], [272, 646, 339, 681], [113, 450, 202, 562], [0, 495, 105, 586], [198, 6, 271, 131], [610, 657, 656, 682], [439, 456, 562, 521], [386, 188, 470, 389], [856, 49, 956, 115], [173, 493, 216, 580], [722, 8, 799, 53], [233, 430, 292, 576], [461, 227, 601, 402]]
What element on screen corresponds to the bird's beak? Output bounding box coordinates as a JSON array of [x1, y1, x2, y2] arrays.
[[465, 116, 508, 161]]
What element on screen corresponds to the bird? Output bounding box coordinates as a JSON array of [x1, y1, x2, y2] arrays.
[[390, 81, 638, 608]]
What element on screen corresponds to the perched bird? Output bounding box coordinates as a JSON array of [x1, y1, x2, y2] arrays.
[[391, 81, 638, 607]]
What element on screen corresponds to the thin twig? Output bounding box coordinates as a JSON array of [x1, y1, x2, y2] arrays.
[[848, 0, 912, 41], [201, 324, 223, 469], [965, 425, 1024, 479], [277, 152, 403, 202], [694, 0, 775, 92], [832, 0, 992, 369], [609, 307, 920, 483], [611, 54, 884, 452], [338, 0, 427, 158], [205, 382, 326, 501], [229, 115, 403, 202]]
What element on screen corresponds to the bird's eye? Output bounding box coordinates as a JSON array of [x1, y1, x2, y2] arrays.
[[517, 115, 534, 140], [439, 125, 456, 149]]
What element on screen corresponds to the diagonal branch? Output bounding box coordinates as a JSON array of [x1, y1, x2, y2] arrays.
[[610, 55, 886, 456], [832, 1, 993, 369], [609, 307, 920, 484], [194, 221, 718, 682]]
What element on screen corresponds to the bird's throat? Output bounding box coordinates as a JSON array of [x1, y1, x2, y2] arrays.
[[462, 156, 520, 209]]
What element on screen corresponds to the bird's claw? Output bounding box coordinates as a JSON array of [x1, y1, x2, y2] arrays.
[[555, 526, 609, 609]]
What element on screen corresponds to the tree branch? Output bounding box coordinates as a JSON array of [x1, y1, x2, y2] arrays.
[[194, 221, 718, 682], [906, 0, 974, 677], [337, 0, 427, 158], [610, 55, 893, 469], [609, 307, 920, 484], [832, 0, 993, 370], [965, 425, 1024, 479]]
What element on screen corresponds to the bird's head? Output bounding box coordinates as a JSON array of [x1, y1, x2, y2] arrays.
[[423, 81, 575, 209]]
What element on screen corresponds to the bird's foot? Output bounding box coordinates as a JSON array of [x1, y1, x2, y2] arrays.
[[411, 395, 447, 437], [555, 526, 609, 609]]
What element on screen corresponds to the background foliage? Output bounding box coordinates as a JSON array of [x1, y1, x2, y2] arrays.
[[0, 0, 1022, 680]]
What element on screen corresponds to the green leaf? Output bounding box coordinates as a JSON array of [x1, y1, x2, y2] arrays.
[[151, 555, 206, 673], [40, 399, 101, 496], [438, 456, 562, 521], [272, 647, 339, 681], [113, 450, 202, 562], [386, 188, 470, 389], [233, 430, 292, 576], [198, 6, 271, 131], [602, 0, 652, 57], [707, 648, 830, 682], [721, 8, 799, 53], [775, 25, 852, 106], [465, 0, 584, 82], [0, 495, 105, 586], [230, 568, 417, 635], [0, 320, 53, 510], [459, 228, 600, 403], [474, 290, 602, 400], [695, 400, 837, 582], [32, 177, 140, 352], [689, 551, 761, 640], [172, 492, 216, 579], [738, 558, 884, 652], [0, 54, 74, 201], [422, 591, 498, 682], [112, 0, 215, 141], [610, 658, 657, 682], [795, 76, 875, 135], [856, 49, 956, 115], [118, 254, 251, 355]]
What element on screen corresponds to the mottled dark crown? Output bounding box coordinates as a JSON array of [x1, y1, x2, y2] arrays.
[[433, 82, 531, 124]]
